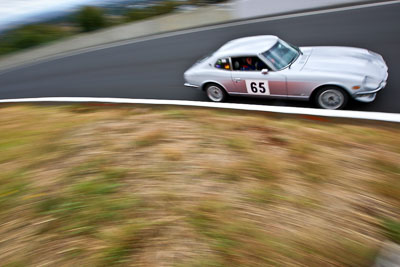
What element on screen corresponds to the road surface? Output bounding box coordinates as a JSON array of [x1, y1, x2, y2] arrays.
[[0, 2, 399, 113]]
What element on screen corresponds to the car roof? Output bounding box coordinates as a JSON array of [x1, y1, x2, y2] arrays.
[[214, 35, 279, 58]]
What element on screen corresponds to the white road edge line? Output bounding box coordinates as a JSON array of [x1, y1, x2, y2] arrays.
[[1, 97, 399, 123], [0, 0, 399, 75]]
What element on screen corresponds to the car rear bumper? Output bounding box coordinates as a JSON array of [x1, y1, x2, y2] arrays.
[[184, 83, 200, 88]]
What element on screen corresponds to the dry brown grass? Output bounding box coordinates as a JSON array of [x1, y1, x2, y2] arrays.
[[0, 104, 399, 266], [134, 129, 166, 148]]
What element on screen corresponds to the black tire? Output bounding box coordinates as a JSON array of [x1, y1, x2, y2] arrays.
[[205, 84, 227, 102], [314, 87, 348, 110]]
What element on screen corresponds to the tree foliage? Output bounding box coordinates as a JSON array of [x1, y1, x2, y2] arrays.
[[0, 24, 69, 56], [189, 0, 228, 5], [76, 6, 106, 32]]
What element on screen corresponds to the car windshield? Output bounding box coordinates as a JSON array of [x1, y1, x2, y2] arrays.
[[261, 40, 300, 70]]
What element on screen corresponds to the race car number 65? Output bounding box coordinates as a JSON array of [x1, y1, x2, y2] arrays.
[[245, 80, 270, 95]]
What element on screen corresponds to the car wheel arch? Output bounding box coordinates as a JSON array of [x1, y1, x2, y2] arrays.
[[310, 84, 350, 102], [311, 84, 351, 109], [201, 81, 228, 93]]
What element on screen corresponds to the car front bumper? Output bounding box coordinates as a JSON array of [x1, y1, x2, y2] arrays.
[[354, 74, 388, 103]]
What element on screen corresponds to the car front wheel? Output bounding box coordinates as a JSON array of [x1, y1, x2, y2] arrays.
[[205, 84, 227, 102], [315, 87, 348, 110]]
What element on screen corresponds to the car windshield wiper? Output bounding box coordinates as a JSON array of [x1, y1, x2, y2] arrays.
[[288, 44, 302, 69], [290, 43, 303, 56], [297, 46, 303, 56], [288, 53, 300, 69]]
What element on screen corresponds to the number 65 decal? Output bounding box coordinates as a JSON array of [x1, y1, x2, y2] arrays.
[[245, 80, 270, 95]]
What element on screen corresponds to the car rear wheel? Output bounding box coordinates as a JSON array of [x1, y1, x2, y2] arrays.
[[205, 84, 227, 102], [315, 87, 348, 110]]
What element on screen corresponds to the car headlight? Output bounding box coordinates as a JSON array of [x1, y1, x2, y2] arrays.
[[362, 76, 379, 90]]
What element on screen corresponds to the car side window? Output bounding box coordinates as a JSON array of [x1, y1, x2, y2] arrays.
[[215, 58, 231, 70], [232, 56, 269, 71]]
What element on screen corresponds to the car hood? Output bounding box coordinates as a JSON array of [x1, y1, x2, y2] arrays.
[[302, 46, 387, 79]]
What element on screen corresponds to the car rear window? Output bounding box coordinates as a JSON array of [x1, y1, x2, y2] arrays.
[[215, 58, 231, 70]]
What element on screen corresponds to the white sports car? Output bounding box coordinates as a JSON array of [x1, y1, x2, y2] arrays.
[[184, 35, 388, 109]]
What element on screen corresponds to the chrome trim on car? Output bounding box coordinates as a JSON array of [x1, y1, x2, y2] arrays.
[[184, 83, 200, 88], [354, 93, 377, 103], [353, 81, 386, 103], [229, 92, 308, 99], [355, 83, 386, 96], [355, 88, 381, 95]]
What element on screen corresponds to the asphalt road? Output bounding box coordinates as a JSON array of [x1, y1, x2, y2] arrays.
[[0, 3, 399, 113]]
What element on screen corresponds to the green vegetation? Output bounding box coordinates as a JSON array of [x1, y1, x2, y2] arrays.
[[0, 0, 232, 57], [223, 136, 252, 151], [0, 24, 71, 56], [247, 184, 279, 204], [98, 220, 157, 266], [189, 0, 228, 4], [35, 164, 132, 236], [369, 157, 400, 202], [0, 1, 181, 56], [0, 105, 398, 266], [76, 6, 107, 32], [0, 0, 234, 57], [382, 218, 400, 244], [0, 170, 28, 214]]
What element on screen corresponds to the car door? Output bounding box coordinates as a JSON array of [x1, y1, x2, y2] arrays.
[[230, 56, 287, 97], [210, 57, 239, 93]]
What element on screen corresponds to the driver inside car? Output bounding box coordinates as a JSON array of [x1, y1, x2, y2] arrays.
[[241, 57, 257, 71]]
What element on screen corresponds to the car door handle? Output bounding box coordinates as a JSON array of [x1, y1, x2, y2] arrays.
[[233, 78, 242, 83]]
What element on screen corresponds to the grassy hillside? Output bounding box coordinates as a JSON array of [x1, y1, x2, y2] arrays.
[[0, 104, 399, 266]]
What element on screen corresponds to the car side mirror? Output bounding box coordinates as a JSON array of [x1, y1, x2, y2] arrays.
[[261, 69, 269, 75]]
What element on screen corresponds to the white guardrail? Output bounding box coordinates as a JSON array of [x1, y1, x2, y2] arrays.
[[0, 97, 399, 123]]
